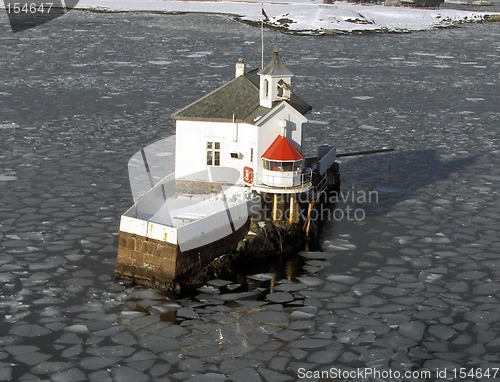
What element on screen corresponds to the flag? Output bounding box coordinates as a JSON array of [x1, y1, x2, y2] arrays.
[[262, 7, 269, 21]]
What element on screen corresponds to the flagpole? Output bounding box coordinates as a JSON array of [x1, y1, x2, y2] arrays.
[[261, 3, 264, 70]]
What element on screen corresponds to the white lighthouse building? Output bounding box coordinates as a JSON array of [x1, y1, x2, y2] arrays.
[[172, 48, 313, 194], [116, 49, 338, 285]]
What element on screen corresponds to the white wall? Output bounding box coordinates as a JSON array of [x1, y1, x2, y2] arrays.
[[175, 103, 308, 184], [256, 102, 308, 173], [175, 120, 259, 183]]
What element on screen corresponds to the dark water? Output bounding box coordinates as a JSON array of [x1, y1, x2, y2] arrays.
[[0, 10, 499, 381]]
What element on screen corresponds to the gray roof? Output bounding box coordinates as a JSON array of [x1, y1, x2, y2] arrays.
[[171, 68, 311, 123], [258, 49, 294, 77]]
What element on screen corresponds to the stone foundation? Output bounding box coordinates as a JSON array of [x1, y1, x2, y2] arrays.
[[116, 220, 250, 290], [116, 233, 179, 290]]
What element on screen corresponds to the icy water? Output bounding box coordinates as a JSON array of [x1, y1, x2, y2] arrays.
[[1, 10, 499, 382]]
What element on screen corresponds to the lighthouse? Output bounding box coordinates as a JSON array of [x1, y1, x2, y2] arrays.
[[172, 47, 311, 193], [116, 48, 340, 288]]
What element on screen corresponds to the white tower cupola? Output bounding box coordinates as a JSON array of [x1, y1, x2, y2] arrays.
[[258, 47, 294, 108]]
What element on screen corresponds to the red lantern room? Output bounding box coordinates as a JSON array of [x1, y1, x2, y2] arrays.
[[261, 135, 304, 187]]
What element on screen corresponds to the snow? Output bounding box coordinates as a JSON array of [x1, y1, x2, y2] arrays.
[[75, 0, 499, 34]]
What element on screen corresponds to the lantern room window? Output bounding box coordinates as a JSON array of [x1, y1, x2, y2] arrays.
[[262, 159, 303, 172]]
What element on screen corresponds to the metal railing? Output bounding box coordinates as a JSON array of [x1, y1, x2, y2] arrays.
[[251, 167, 313, 191]]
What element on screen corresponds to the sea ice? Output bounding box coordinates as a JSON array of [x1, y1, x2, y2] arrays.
[[245, 311, 289, 326], [15, 352, 52, 366], [152, 324, 186, 338], [178, 358, 205, 372], [50, 367, 87, 382], [130, 314, 161, 329], [257, 367, 294, 382], [55, 333, 84, 345], [87, 369, 113, 382], [31, 361, 76, 375], [0, 123, 19, 129], [362, 276, 392, 285], [288, 338, 332, 349], [298, 251, 334, 260], [473, 282, 500, 295], [185, 373, 227, 382], [207, 279, 232, 287], [0, 368, 11, 381], [80, 357, 121, 371], [359, 125, 379, 131], [326, 274, 360, 284], [127, 288, 166, 301], [398, 321, 426, 342], [87, 345, 135, 358], [463, 311, 500, 324], [138, 336, 179, 353], [0, 175, 17, 181], [124, 350, 156, 363], [273, 282, 306, 292], [61, 344, 83, 358], [266, 292, 294, 304], [247, 273, 276, 281], [4, 345, 40, 355], [352, 96, 374, 100], [148, 60, 172, 66], [218, 291, 260, 301], [228, 368, 263, 382], [176, 307, 200, 319], [149, 364, 171, 378], [379, 287, 408, 297], [305, 260, 330, 268], [296, 276, 324, 287], [302, 265, 323, 274], [64, 324, 90, 334], [373, 332, 418, 350], [111, 365, 151, 382], [290, 311, 315, 320], [444, 281, 469, 292], [9, 324, 51, 337], [307, 350, 340, 364], [428, 325, 457, 340]]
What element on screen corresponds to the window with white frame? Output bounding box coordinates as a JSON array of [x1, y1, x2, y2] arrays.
[[206, 141, 221, 166]]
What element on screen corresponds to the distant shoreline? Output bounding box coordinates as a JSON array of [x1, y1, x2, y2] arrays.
[[72, 0, 500, 36], [75, 7, 500, 36]]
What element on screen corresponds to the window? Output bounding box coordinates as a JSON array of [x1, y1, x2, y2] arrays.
[[264, 79, 269, 97], [250, 148, 254, 163], [277, 79, 290, 99], [207, 141, 220, 166], [263, 159, 302, 172]]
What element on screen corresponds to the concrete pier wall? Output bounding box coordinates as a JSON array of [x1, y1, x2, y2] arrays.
[[116, 220, 251, 290]]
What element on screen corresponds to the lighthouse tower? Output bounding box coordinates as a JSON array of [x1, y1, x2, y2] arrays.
[[259, 47, 294, 109]]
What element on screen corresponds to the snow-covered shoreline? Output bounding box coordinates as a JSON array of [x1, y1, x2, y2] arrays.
[[74, 0, 500, 35]]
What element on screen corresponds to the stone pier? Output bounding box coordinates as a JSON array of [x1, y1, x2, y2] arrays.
[[116, 220, 251, 291]]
